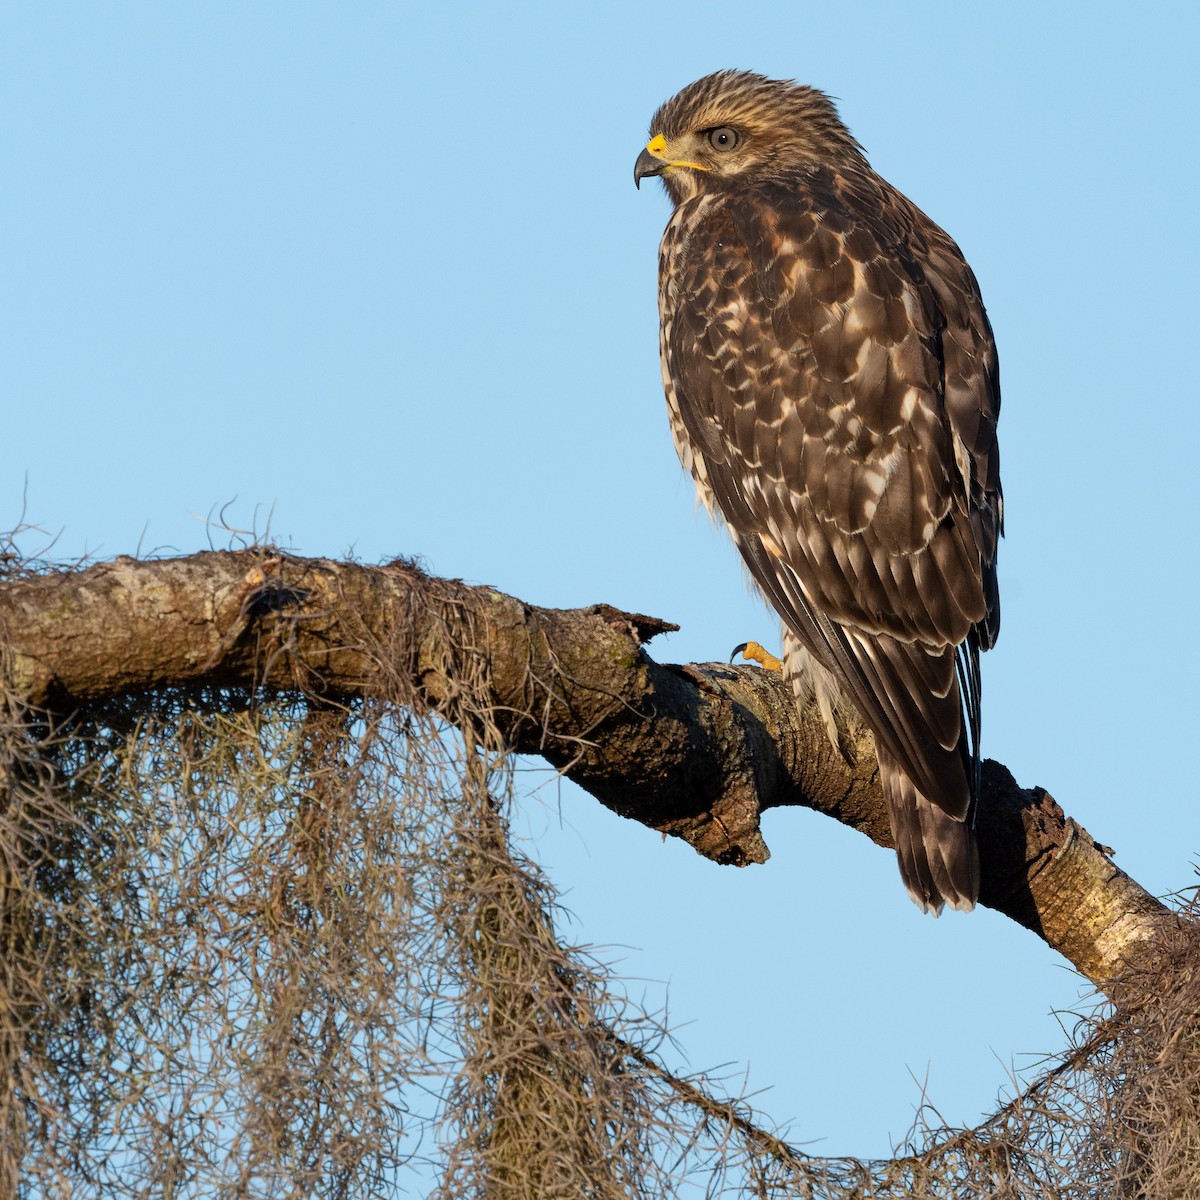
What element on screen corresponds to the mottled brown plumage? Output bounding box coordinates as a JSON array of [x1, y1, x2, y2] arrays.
[[635, 71, 1002, 913]]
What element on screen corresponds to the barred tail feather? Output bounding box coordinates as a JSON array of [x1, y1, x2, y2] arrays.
[[878, 749, 979, 915]]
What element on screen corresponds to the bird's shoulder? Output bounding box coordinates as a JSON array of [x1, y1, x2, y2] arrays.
[[662, 163, 985, 326], [658, 161, 1002, 644], [662, 166, 952, 485]]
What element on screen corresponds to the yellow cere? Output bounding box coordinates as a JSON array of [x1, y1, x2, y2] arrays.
[[645, 132, 708, 172]]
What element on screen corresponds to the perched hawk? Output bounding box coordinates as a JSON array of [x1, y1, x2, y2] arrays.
[[635, 71, 1002, 914]]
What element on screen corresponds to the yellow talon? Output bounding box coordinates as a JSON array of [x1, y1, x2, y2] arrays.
[[731, 641, 783, 672]]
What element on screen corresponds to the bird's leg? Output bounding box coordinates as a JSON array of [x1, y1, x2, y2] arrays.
[[730, 640, 783, 671]]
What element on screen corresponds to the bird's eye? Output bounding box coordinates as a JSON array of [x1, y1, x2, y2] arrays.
[[707, 126, 740, 151]]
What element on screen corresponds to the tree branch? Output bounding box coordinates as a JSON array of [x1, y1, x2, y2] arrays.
[[0, 550, 1181, 987]]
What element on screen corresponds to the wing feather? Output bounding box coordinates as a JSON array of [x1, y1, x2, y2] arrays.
[[662, 167, 1001, 826]]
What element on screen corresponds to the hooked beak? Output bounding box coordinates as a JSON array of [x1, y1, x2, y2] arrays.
[[634, 133, 710, 189], [634, 144, 667, 189]]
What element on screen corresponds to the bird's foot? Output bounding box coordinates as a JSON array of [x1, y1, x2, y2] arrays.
[[730, 641, 783, 671]]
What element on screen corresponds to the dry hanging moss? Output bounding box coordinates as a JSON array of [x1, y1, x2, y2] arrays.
[[1, 541, 1198, 1198]]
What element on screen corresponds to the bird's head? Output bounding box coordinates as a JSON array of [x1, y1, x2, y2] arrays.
[[634, 70, 865, 205]]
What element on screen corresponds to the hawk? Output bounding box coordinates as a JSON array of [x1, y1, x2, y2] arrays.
[[634, 71, 1002, 914]]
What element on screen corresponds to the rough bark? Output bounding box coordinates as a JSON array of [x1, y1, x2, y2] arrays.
[[0, 550, 1184, 988]]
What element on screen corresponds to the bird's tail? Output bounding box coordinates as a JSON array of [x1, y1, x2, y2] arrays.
[[877, 748, 979, 915]]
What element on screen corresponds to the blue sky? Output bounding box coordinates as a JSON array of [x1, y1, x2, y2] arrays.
[[4, 0, 1198, 1165]]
